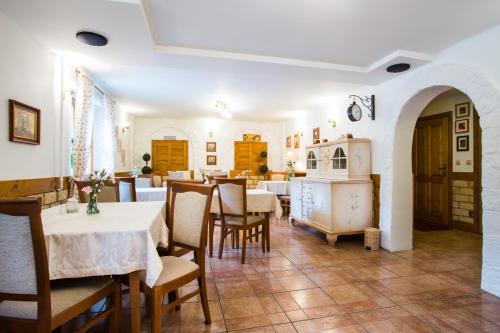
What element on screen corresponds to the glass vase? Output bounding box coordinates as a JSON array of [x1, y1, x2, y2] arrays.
[[87, 195, 100, 215]]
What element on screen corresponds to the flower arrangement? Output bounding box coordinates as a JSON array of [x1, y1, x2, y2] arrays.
[[82, 169, 114, 215], [285, 161, 296, 181], [236, 169, 251, 178]]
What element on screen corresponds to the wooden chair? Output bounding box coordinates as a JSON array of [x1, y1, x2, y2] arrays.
[[136, 175, 154, 188], [116, 176, 137, 202], [215, 178, 268, 264], [157, 179, 205, 258], [142, 183, 215, 332], [75, 180, 119, 203], [0, 198, 121, 333], [206, 174, 227, 184]]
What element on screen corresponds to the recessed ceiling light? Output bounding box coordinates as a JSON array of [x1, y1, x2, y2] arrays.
[[76, 31, 108, 47], [386, 63, 411, 73]]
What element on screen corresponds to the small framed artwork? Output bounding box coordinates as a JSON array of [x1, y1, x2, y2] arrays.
[[243, 134, 261, 141], [206, 141, 216, 152], [207, 155, 217, 165], [456, 135, 469, 152], [455, 119, 469, 133], [9, 99, 41, 145], [455, 102, 470, 118], [286, 136, 292, 148], [294, 133, 300, 148], [313, 127, 320, 144]]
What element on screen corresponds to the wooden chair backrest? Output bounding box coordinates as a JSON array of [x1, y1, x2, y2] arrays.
[[206, 174, 228, 184], [0, 198, 51, 331], [74, 180, 119, 203], [214, 178, 248, 226], [165, 179, 204, 227], [115, 177, 137, 202]]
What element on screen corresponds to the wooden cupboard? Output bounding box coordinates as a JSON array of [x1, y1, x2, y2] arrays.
[[234, 141, 267, 174], [151, 140, 188, 175]]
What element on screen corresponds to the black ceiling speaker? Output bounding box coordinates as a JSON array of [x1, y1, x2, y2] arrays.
[[76, 31, 108, 46], [386, 63, 411, 73]]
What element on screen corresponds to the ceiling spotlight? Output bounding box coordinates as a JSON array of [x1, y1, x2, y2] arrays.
[[386, 63, 411, 73], [76, 31, 108, 46]]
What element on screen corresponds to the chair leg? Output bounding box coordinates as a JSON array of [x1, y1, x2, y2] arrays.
[[236, 230, 240, 249], [145, 295, 152, 317], [265, 214, 270, 252], [197, 276, 212, 324], [108, 282, 121, 333], [168, 290, 180, 311], [150, 290, 162, 333], [255, 225, 259, 242], [261, 224, 266, 253], [218, 225, 226, 259], [208, 214, 214, 257], [241, 229, 247, 264]]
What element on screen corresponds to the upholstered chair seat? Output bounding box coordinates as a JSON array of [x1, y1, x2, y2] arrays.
[[225, 215, 262, 226], [0, 276, 114, 320], [149, 256, 199, 286]]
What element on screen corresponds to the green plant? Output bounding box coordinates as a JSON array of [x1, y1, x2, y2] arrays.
[[259, 164, 269, 174], [142, 153, 152, 174], [142, 153, 151, 162], [260, 151, 268, 158]]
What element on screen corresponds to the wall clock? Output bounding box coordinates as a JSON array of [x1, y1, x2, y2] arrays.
[[347, 101, 362, 122]]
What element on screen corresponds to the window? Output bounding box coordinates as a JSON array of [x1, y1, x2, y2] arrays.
[[332, 147, 347, 170], [307, 151, 317, 170]]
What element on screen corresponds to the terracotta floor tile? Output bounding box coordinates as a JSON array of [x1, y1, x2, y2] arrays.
[[220, 296, 266, 319], [274, 323, 298, 333], [303, 304, 345, 319], [289, 288, 335, 309], [382, 262, 427, 277], [466, 302, 500, 326], [286, 310, 309, 322], [323, 283, 394, 313], [292, 315, 366, 333], [360, 316, 435, 333], [345, 266, 399, 282], [304, 269, 352, 287], [416, 307, 500, 332], [351, 306, 409, 323], [265, 275, 317, 293], [274, 292, 301, 311], [268, 312, 290, 325], [225, 314, 272, 331]]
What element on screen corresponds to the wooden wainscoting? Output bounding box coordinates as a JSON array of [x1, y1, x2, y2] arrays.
[[0, 177, 70, 209]]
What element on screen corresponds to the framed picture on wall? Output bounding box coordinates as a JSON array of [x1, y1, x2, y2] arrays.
[[243, 134, 261, 141], [457, 135, 469, 151], [455, 102, 470, 118], [206, 141, 216, 152], [286, 136, 292, 148], [455, 119, 469, 133], [313, 127, 320, 144], [9, 99, 40, 145], [207, 155, 217, 165], [294, 133, 300, 148]]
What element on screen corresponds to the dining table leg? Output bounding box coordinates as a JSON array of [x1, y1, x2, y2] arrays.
[[208, 213, 214, 257], [265, 212, 270, 251], [129, 270, 141, 333]]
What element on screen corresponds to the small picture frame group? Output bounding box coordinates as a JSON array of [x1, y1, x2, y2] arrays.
[[206, 141, 216, 152], [286, 136, 292, 148], [455, 118, 469, 133], [207, 155, 217, 166], [455, 102, 470, 118], [294, 133, 300, 148], [456, 135, 469, 152]]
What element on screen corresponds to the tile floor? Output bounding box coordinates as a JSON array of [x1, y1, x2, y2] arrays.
[[75, 217, 500, 332]]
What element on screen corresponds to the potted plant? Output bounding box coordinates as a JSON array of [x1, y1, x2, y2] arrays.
[[259, 164, 269, 174], [260, 151, 268, 158], [142, 153, 152, 174]]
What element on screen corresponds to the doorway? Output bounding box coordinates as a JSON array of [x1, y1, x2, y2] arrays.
[[412, 89, 482, 233]]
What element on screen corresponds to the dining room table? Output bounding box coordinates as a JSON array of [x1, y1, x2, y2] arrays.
[[41, 201, 168, 333], [136, 186, 167, 202], [256, 180, 290, 195]]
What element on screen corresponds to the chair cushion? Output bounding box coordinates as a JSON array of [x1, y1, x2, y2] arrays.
[[0, 276, 114, 320], [225, 215, 264, 226], [152, 256, 199, 286]]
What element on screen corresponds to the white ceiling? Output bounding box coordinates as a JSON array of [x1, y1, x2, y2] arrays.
[[1, 0, 500, 120]]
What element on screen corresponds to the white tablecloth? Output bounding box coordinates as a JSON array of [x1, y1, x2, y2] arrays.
[[256, 181, 290, 195], [136, 187, 167, 202], [42, 202, 168, 287], [211, 189, 282, 218]]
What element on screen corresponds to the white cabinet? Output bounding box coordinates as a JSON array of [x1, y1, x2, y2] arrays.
[[291, 137, 373, 246]]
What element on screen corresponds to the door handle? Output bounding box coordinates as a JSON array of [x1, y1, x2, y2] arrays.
[[438, 165, 447, 176]]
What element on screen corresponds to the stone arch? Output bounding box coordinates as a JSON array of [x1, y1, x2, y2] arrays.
[[385, 63, 500, 296]]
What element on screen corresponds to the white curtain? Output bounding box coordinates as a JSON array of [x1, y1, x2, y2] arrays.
[[102, 94, 116, 173], [73, 71, 94, 177]]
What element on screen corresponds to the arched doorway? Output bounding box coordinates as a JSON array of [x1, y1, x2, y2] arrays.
[[387, 64, 500, 296]]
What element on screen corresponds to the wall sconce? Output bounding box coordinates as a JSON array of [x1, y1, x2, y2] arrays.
[[347, 95, 375, 120], [208, 131, 214, 138], [328, 119, 336, 128], [121, 122, 131, 133]]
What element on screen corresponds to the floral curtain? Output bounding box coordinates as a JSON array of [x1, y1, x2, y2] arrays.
[[73, 71, 95, 177], [102, 94, 116, 173]]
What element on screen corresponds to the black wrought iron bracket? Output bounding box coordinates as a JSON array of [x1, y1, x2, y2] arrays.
[[349, 94, 375, 120]]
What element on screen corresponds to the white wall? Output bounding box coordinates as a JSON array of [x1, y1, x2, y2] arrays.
[[0, 12, 67, 180], [133, 117, 283, 175]]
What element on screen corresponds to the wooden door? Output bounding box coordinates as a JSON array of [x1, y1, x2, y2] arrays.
[[234, 141, 268, 174], [412, 113, 452, 228], [151, 140, 188, 174]]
